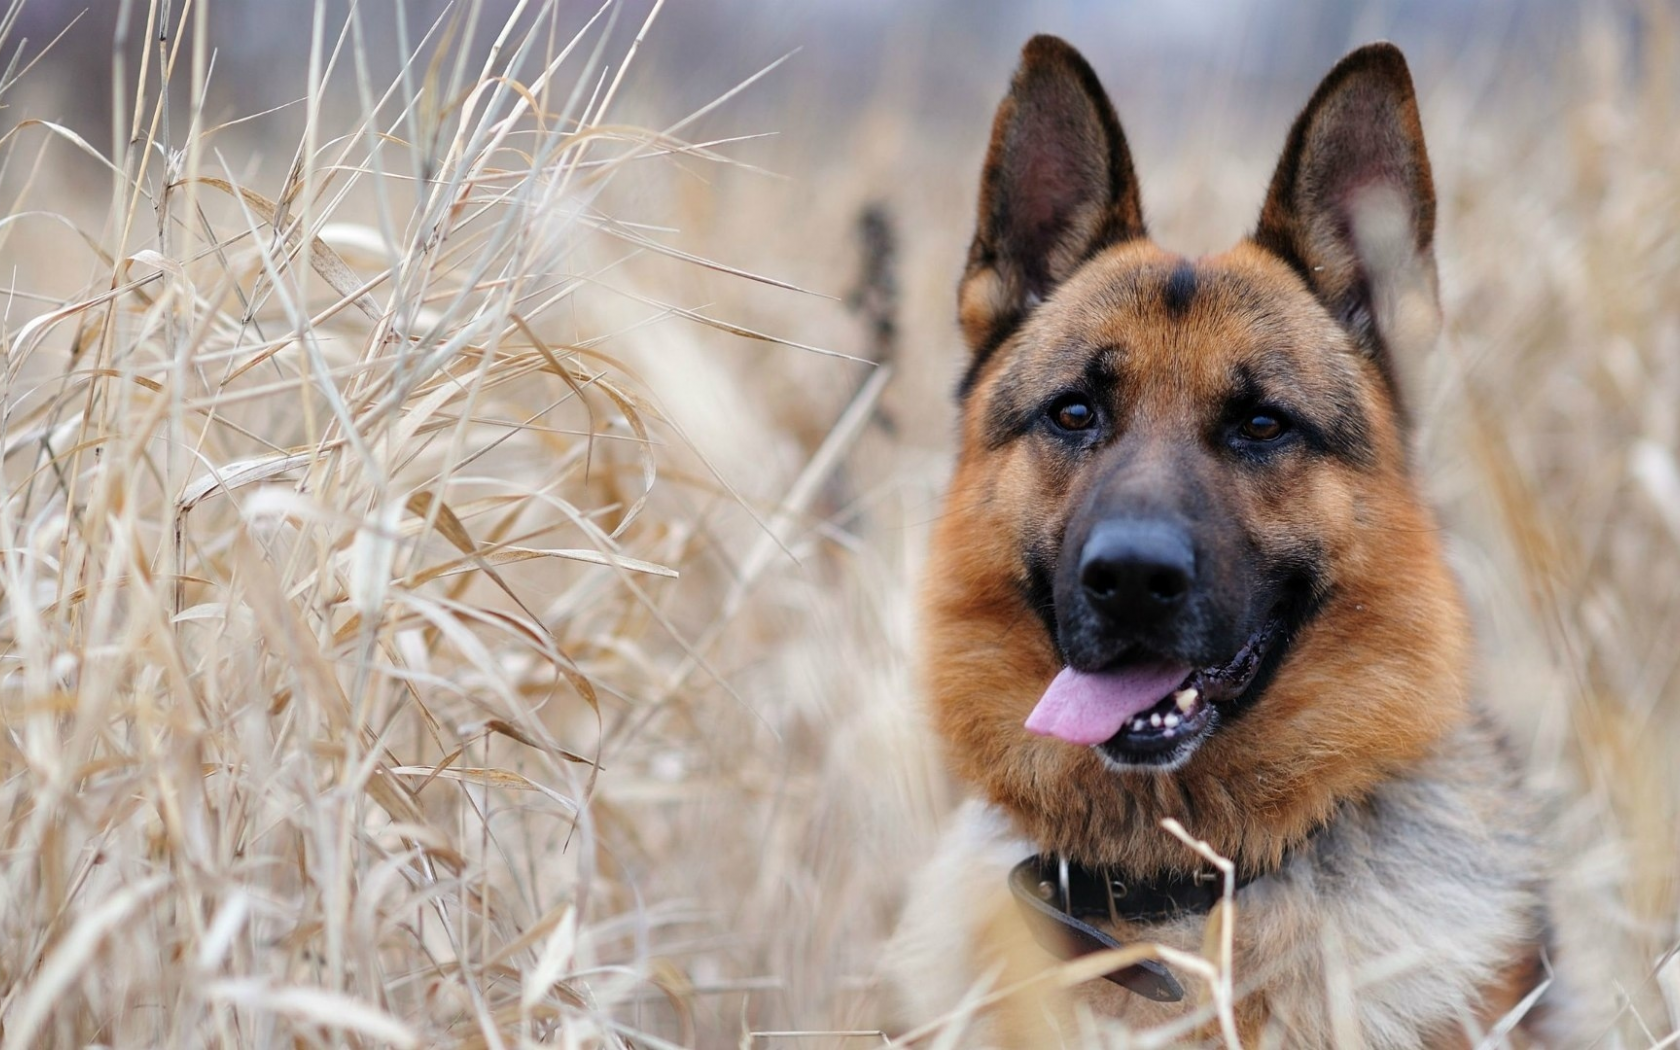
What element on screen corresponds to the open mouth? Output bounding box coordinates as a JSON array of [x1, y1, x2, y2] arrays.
[[1025, 617, 1287, 769]]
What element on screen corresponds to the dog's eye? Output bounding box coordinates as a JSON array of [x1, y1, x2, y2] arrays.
[[1050, 396, 1096, 432], [1238, 412, 1288, 442]]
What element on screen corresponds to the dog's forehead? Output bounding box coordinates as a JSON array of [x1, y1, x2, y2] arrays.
[[1014, 242, 1350, 394]]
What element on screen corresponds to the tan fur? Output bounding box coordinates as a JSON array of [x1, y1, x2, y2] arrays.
[[890, 36, 1585, 1048]]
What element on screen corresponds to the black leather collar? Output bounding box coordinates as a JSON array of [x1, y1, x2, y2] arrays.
[[1008, 853, 1260, 1002]]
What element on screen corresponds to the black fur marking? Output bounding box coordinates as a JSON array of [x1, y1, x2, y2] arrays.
[[1020, 544, 1063, 655], [1162, 260, 1198, 317], [1315, 385, 1378, 467], [1082, 351, 1121, 397], [957, 303, 1025, 402], [1219, 555, 1329, 726]]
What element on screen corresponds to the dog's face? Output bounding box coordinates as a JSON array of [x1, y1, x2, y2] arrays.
[[924, 37, 1473, 872]]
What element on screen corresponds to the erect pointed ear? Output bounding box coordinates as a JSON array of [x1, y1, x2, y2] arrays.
[[959, 35, 1145, 363], [1254, 43, 1439, 403]]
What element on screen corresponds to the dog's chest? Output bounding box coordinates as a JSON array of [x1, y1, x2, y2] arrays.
[[887, 770, 1547, 1048]]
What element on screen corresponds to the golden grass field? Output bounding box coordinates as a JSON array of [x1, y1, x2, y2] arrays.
[[0, 1, 1676, 1046]]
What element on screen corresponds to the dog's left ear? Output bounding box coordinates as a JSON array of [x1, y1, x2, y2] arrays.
[[1254, 43, 1439, 398]]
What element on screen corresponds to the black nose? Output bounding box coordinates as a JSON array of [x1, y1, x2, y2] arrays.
[[1078, 519, 1195, 620]]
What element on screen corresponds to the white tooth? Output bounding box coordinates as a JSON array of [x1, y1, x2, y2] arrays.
[[1174, 688, 1199, 713], [1164, 713, 1180, 728], [1150, 713, 1163, 728], [1132, 718, 1146, 731]]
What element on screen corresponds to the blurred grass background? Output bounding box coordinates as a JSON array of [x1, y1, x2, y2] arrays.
[[0, 0, 1675, 1046]]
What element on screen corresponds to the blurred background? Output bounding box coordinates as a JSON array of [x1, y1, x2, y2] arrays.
[[1, 0, 1676, 1046]]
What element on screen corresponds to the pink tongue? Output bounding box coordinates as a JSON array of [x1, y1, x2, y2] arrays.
[[1024, 662, 1193, 745]]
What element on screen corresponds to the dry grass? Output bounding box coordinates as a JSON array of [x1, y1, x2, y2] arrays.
[[0, 1, 1676, 1047]]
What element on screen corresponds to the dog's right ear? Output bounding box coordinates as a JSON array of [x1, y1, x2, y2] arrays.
[[959, 36, 1145, 366]]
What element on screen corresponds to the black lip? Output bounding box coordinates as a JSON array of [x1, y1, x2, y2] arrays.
[[1095, 629, 1272, 766], [1096, 582, 1319, 767], [1102, 686, 1218, 758]]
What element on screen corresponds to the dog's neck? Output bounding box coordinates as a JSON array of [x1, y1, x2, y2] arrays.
[[1005, 845, 1281, 1001]]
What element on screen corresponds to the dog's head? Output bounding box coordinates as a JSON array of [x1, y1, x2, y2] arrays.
[[924, 37, 1472, 872]]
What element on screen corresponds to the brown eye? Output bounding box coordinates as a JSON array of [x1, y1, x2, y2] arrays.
[[1052, 397, 1096, 431], [1239, 412, 1287, 441]]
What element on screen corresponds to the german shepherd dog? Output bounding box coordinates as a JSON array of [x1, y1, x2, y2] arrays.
[[888, 37, 1586, 1048]]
